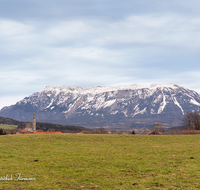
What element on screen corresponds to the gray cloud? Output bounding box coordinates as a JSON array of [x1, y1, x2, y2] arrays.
[[1, 0, 200, 109], [1, 0, 200, 21]]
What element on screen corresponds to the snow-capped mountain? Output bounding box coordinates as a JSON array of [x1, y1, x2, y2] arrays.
[[1, 84, 200, 128]]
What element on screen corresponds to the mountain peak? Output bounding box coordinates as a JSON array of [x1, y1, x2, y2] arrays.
[[0, 83, 200, 128], [42, 83, 182, 94]]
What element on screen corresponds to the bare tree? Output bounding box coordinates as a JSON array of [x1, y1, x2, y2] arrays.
[[182, 111, 194, 130], [110, 129, 117, 134], [182, 111, 200, 130], [152, 122, 165, 133], [94, 127, 108, 134], [192, 111, 200, 130]]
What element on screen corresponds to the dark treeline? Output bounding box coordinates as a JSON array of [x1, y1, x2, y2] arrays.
[[0, 116, 22, 125], [30, 122, 90, 133], [0, 116, 90, 133], [18, 122, 90, 133]]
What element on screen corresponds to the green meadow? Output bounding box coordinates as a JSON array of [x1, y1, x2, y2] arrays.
[[0, 134, 200, 189], [0, 124, 18, 129]]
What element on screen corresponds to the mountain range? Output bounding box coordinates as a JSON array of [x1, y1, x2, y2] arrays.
[[1, 84, 200, 129]]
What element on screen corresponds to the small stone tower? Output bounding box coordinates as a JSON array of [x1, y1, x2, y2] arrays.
[[24, 114, 37, 132], [32, 113, 36, 132]]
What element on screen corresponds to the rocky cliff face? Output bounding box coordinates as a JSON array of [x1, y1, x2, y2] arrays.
[[1, 84, 200, 128]]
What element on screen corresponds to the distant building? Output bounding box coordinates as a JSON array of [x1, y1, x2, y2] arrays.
[[182, 130, 200, 134], [20, 130, 33, 134], [148, 130, 162, 135], [24, 114, 36, 132]]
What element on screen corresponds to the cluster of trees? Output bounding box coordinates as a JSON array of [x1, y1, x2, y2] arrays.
[[18, 122, 90, 133], [182, 111, 200, 130], [0, 128, 6, 135], [0, 116, 21, 125]]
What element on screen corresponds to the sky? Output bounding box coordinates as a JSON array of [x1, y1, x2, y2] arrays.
[[1, 0, 200, 109]]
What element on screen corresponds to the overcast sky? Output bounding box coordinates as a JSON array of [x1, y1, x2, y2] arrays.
[[1, 0, 200, 109]]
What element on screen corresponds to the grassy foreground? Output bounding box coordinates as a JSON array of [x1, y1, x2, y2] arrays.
[[0, 134, 200, 189]]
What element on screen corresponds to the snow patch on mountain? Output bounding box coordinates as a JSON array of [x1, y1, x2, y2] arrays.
[[133, 107, 147, 116], [157, 94, 166, 114], [103, 99, 116, 108], [46, 99, 54, 109], [111, 110, 118, 115], [43, 83, 180, 95], [190, 99, 200, 106], [173, 97, 184, 115], [1, 83, 200, 127], [122, 110, 128, 117]]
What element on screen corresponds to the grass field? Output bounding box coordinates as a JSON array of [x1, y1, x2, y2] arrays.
[[0, 134, 200, 189], [0, 124, 18, 129]]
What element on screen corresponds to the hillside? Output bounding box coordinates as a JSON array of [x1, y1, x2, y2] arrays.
[[0, 116, 88, 133], [0, 116, 22, 125], [1, 84, 200, 128]]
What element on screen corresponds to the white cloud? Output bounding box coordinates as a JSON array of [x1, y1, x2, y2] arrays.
[[0, 96, 25, 110], [1, 7, 200, 108], [2, 13, 200, 57]]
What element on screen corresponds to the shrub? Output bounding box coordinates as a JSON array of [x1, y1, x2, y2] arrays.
[[131, 130, 135, 134], [0, 128, 6, 135]]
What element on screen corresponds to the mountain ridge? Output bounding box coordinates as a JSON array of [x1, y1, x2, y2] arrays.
[[1, 83, 200, 128]]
